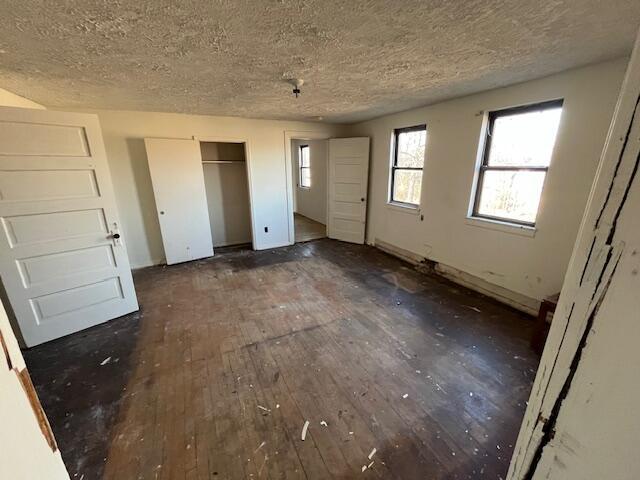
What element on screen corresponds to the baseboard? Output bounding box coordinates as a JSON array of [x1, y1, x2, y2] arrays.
[[374, 239, 424, 265], [373, 238, 539, 316]]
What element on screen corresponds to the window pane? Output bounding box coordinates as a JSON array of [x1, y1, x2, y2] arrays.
[[301, 167, 311, 187], [396, 129, 426, 167], [477, 170, 546, 223], [300, 146, 310, 167], [488, 107, 561, 167], [392, 169, 422, 205]]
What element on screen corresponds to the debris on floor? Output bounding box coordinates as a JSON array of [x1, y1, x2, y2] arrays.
[[301, 420, 310, 441], [99, 357, 111, 366]]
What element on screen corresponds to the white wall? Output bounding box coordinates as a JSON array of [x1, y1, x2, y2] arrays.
[[350, 58, 628, 306], [0, 87, 45, 109], [71, 110, 342, 268], [292, 139, 328, 224], [0, 299, 69, 480]]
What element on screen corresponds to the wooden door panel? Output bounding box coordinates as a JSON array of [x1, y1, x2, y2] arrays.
[[0, 107, 138, 347], [328, 138, 370, 244], [144, 138, 214, 265]]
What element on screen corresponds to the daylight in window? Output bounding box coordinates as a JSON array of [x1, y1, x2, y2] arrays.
[[300, 145, 311, 188], [391, 126, 426, 205], [474, 102, 562, 225]]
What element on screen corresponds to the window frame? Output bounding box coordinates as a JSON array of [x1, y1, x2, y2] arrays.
[[299, 144, 311, 189], [472, 99, 563, 227], [389, 124, 427, 208]]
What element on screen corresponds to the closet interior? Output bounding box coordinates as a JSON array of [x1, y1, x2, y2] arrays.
[[200, 141, 252, 248]]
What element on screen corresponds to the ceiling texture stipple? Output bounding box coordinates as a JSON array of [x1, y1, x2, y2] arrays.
[[0, 0, 639, 123]]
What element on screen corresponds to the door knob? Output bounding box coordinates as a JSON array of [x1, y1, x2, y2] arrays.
[[360, 197, 365, 202], [111, 233, 121, 239]]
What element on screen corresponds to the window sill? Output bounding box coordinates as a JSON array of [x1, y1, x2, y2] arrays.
[[386, 202, 420, 215], [465, 216, 536, 237]]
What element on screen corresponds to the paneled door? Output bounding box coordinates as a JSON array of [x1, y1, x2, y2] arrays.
[[328, 137, 370, 243], [144, 138, 214, 265], [0, 107, 139, 347]]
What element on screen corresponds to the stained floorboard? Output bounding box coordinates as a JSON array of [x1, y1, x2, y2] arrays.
[[25, 239, 539, 479]]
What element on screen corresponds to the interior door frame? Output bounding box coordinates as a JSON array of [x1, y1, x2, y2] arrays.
[[284, 130, 331, 245], [193, 135, 257, 250], [507, 31, 640, 478]]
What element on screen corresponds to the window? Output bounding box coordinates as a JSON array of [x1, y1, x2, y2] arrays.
[[472, 100, 563, 226], [299, 145, 310, 188], [390, 125, 426, 206]]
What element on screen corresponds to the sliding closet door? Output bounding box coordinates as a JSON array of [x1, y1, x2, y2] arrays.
[[144, 138, 213, 265]]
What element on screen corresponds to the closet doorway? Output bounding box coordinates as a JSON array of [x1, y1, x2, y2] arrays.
[[200, 141, 253, 248], [145, 137, 254, 265]]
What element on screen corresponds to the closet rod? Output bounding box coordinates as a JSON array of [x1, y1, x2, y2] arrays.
[[202, 160, 245, 164]]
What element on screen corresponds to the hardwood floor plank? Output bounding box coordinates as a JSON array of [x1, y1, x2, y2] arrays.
[[25, 239, 539, 480]]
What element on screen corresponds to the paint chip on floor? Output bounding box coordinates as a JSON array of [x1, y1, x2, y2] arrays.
[[402, 393, 409, 399], [301, 420, 310, 441], [100, 357, 111, 366]]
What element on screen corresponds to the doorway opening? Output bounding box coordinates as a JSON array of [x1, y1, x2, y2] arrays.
[[290, 138, 329, 243], [200, 141, 253, 250]]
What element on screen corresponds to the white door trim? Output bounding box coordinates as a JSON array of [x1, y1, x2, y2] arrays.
[[507, 30, 640, 479], [284, 130, 332, 245]]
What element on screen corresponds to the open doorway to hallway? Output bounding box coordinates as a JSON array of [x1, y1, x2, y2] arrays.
[[291, 138, 328, 243]]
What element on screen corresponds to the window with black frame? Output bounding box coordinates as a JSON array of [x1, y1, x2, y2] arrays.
[[473, 99, 563, 226], [390, 124, 426, 206], [299, 145, 310, 188]]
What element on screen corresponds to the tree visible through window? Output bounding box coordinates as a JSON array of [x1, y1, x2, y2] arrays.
[[390, 125, 426, 206], [299, 145, 310, 188], [473, 100, 563, 226]]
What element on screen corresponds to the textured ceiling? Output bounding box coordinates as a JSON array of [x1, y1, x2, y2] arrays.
[[1, 1, 639, 123]]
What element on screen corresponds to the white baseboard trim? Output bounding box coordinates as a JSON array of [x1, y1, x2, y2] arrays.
[[373, 238, 539, 316]]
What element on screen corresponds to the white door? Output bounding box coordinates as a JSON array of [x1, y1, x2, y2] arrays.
[[328, 137, 370, 244], [144, 138, 213, 265], [0, 107, 139, 347]]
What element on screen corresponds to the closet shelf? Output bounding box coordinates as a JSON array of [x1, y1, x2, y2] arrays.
[[202, 160, 246, 164]]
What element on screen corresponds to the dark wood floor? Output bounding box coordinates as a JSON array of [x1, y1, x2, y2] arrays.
[[25, 239, 539, 480]]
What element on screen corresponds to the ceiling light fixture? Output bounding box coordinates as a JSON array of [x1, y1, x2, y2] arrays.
[[289, 78, 304, 98]]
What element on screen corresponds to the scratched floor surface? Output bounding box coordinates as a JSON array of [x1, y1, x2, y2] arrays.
[[25, 239, 539, 479]]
